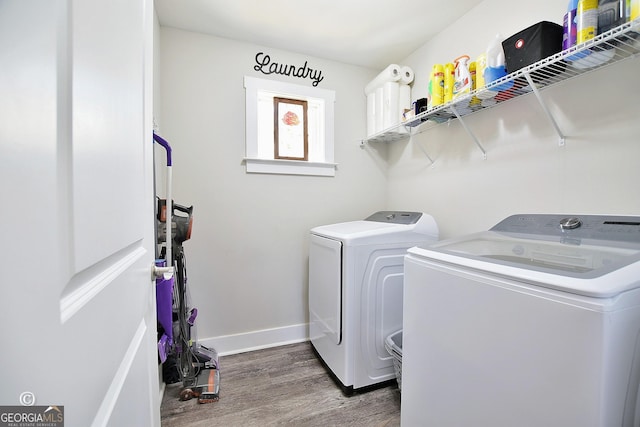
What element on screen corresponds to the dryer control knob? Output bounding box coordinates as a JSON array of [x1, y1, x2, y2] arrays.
[[560, 217, 582, 230]]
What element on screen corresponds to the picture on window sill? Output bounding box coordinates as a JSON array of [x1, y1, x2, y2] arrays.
[[274, 97, 308, 160]]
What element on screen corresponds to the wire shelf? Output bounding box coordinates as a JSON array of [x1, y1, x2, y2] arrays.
[[363, 19, 640, 147]]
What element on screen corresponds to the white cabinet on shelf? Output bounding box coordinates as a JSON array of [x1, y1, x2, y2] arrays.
[[361, 20, 640, 161]]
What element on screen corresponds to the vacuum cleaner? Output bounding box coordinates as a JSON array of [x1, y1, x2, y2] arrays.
[[153, 132, 219, 403]]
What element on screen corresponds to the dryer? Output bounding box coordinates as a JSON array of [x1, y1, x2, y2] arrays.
[[309, 211, 438, 393], [402, 214, 640, 427]]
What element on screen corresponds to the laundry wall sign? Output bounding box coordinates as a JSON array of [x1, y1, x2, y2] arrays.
[[253, 52, 324, 87]]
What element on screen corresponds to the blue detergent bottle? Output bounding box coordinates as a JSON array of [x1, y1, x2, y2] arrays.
[[483, 34, 513, 92]]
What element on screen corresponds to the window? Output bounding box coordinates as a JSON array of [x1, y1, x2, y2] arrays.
[[244, 76, 336, 176]]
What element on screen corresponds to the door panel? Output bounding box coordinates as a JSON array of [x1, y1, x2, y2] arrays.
[[71, 0, 147, 273], [0, 1, 159, 426]]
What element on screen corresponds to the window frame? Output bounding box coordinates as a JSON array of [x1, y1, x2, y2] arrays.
[[244, 76, 337, 177]]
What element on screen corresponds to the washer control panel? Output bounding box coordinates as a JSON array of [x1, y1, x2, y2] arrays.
[[491, 214, 640, 243], [365, 211, 423, 225]]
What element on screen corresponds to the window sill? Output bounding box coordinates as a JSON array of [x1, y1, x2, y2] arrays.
[[243, 158, 337, 177]]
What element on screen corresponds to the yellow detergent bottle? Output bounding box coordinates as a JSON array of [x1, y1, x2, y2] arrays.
[[475, 53, 487, 90], [577, 0, 599, 43], [469, 61, 481, 107], [431, 64, 445, 107], [469, 61, 476, 90], [632, 0, 640, 20], [444, 62, 455, 103]]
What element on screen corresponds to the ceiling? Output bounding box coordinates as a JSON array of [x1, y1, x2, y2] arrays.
[[154, 0, 484, 69]]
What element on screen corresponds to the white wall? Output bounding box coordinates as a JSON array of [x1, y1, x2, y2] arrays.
[[387, 0, 640, 239], [158, 28, 386, 353]]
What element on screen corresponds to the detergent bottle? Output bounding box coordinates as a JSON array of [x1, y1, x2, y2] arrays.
[[563, 0, 579, 50], [453, 55, 472, 99], [631, 0, 639, 20], [430, 63, 445, 107], [475, 53, 487, 90], [577, 0, 599, 43], [485, 34, 506, 78], [443, 63, 455, 103], [483, 34, 513, 94], [469, 61, 481, 108]]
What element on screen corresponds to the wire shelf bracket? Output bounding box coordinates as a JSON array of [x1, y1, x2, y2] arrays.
[[523, 72, 566, 146]]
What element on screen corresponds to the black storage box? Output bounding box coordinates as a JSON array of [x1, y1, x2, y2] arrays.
[[502, 21, 564, 73]]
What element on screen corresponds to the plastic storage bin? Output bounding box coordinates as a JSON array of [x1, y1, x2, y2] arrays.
[[385, 330, 403, 391], [502, 21, 564, 73]]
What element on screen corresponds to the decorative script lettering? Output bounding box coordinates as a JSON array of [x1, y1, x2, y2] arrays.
[[254, 52, 324, 87]]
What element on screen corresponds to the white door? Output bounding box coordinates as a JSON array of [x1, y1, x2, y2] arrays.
[[0, 1, 159, 426]]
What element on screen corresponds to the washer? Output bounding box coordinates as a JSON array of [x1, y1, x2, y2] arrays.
[[402, 214, 640, 427], [309, 211, 438, 393]]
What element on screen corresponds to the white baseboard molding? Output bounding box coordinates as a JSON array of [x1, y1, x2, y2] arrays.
[[197, 323, 309, 356]]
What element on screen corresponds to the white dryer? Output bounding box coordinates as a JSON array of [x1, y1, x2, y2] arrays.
[[309, 211, 438, 393], [402, 214, 640, 427]]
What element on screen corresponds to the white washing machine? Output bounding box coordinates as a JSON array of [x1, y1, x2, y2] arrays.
[[402, 214, 640, 427], [309, 211, 438, 393]]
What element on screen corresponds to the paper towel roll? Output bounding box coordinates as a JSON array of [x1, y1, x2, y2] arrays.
[[400, 66, 414, 85], [366, 92, 376, 137], [375, 86, 384, 133], [398, 84, 411, 122], [383, 81, 400, 130], [365, 64, 401, 95]]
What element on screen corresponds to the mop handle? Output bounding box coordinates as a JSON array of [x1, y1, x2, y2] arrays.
[[153, 132, 173, 274]]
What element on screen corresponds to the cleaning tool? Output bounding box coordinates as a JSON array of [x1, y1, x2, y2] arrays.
[[153, 132, 175, 364], [153, 132, 219, 403]]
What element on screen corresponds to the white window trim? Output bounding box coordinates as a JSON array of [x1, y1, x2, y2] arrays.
[[244, 76, 336, 177]]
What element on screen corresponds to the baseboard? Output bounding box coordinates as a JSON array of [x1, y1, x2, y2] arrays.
[[197, 323, 309, 356]]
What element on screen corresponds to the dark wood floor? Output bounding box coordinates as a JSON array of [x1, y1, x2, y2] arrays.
[[160, 342, 401, 426]]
